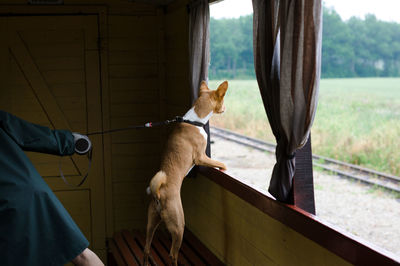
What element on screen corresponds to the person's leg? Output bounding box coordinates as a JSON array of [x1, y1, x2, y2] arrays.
[[71, 248, 104, 266]]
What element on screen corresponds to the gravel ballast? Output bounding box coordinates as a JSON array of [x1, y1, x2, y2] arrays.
[[211, 135, 400, 258]]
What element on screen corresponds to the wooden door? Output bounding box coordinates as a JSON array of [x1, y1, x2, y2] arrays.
[[0, 15, 106, 261]]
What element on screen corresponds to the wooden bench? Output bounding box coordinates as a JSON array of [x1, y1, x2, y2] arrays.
[[108, 229, 224, 265]]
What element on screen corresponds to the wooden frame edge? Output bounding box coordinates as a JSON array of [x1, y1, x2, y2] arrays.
[[197, 166, 400, 265], [0, 5, 106, 15]]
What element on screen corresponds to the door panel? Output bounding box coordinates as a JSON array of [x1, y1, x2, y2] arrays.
[[0, 15, 105, 257]]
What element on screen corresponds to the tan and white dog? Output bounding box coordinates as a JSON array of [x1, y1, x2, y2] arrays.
[[143, 81, 228, 266]]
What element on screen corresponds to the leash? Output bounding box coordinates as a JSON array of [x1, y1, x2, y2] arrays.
[[59, 149, 92, 188], [59, 116, 205, 187], [86, 116, 205, 136]]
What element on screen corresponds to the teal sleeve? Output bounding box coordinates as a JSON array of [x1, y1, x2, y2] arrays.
[[0, 110, 75, 156]]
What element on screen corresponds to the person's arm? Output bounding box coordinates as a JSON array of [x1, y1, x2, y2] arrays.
[[0, 110, 75, 156]]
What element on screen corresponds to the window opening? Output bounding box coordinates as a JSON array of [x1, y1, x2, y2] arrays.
[[209, 0, 400, 258], [313, 0, 400, 257], [209, 0, 275, 195]]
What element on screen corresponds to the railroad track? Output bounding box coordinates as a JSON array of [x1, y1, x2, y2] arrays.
[[210, 127, 400, 194]]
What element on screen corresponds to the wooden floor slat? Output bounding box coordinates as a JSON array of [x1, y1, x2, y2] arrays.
[[151, 234, 172, 264], [157, 233, 191, 266], [135, 231, 165, 266], [109, 240, 127, 266], [108, 229, 224, 266], [113, 232, 138, 265], [180, 240, 206, 266], [122, 230, 143, 264]]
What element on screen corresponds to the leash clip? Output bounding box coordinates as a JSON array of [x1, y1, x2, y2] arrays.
[[175, 116, 184, 123]]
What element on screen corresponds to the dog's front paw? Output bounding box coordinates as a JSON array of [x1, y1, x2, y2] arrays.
[[219, 164, 227, 172]]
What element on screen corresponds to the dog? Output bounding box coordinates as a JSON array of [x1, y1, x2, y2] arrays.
[[143, 81, 228, 266]]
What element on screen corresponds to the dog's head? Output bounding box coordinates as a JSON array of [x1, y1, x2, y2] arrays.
[[193, 81, 228, 118]]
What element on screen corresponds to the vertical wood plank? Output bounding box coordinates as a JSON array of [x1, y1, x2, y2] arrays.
[[84, 14, 107, 253], [97, 8, 115, 239], [8, 29, 87, 174], [9, 30, 71, 130], [0, 18, 7, 87], [157, 8, 167, 153], [6, 15, 108, 259]]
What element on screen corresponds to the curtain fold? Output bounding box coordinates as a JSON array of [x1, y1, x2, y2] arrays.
[[189, 0, 210, 104], [253, 0, 322, 202], [188, 0, 211, 156]]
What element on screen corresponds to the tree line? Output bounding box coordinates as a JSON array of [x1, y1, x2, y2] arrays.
[[209, 6, 400, 79]]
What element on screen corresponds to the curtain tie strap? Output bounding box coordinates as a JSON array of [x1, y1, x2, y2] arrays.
[[287, 152, 296, 160]]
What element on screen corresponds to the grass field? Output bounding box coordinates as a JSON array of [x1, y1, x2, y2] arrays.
[[209, 78, 400, 176]]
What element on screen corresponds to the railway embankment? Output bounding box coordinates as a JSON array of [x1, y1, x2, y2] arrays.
[[210, 129, 400, 258]]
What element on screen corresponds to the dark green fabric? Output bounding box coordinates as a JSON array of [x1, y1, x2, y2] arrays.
[[0, 110, 89, 266]]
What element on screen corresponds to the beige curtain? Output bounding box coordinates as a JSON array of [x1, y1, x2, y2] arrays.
[[189, 0, 210, 104], [252, 0, 322, 202], [188, 0, 211, 156]]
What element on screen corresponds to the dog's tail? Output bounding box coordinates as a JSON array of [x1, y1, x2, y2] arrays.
[[147, 171, 167, 200]]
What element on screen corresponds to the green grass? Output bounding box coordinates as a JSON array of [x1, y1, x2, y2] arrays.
[[209, 78, 400, 176], [209, 80, 274, 141]]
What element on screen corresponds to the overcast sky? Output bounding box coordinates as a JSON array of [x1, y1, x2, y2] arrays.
[[210, 0, 400, 23]]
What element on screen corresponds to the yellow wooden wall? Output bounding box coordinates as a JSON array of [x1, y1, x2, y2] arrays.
[[0, 13, 107, 265], [107, 9, 161, 233], [0, 0, 192, 232], [105, 0, 191, 233], [182, 174, 353, 266], [165, 0, 191, 118], [0, 1, 192, 264]]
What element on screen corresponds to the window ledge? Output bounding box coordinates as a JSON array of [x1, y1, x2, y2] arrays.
[[197, 166, 400, 265]]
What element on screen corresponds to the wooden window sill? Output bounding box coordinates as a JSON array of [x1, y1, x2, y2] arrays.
[[197, 166, 400, 265]]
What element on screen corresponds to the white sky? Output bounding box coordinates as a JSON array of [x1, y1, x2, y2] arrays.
[[210, 0, 400, 23]]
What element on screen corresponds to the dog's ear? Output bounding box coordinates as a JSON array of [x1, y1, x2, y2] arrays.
[[216, 81, 228, 99], [199, 81, 209, 94]]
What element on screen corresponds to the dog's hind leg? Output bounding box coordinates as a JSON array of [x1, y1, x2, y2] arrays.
[[163, 199, 185, 266], [169, 229, 184, 266], [143, 200, 161, 266]]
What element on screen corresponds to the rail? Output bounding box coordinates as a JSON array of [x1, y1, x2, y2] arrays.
[[210, 127, 400, 193]]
